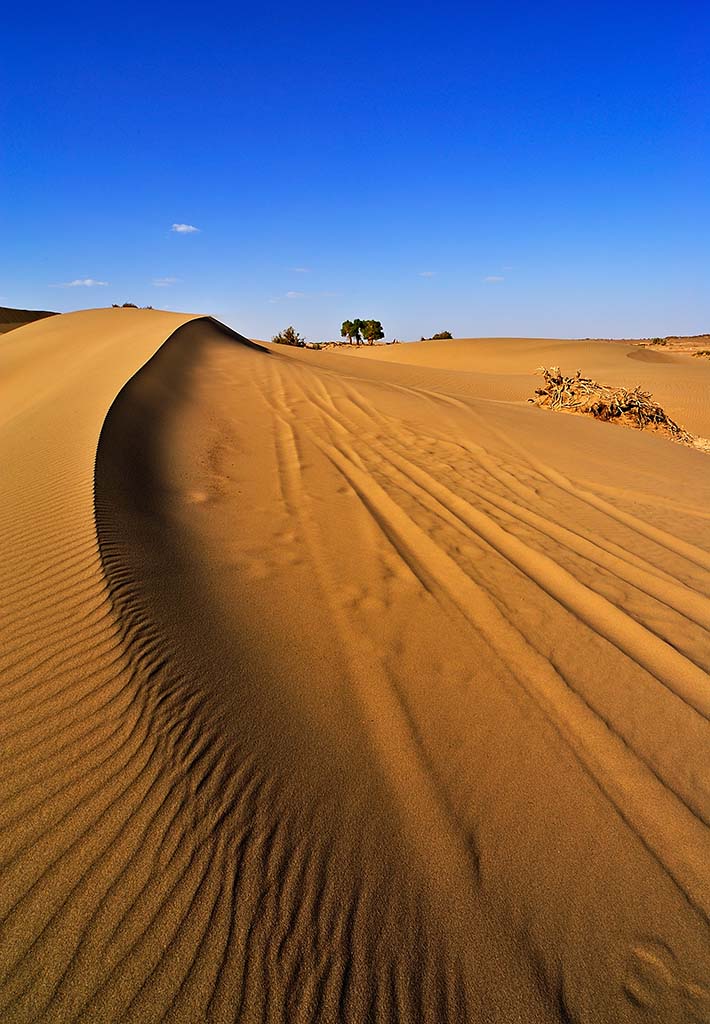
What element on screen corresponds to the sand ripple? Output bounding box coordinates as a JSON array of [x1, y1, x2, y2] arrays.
[[1, 312, 708, 1022]]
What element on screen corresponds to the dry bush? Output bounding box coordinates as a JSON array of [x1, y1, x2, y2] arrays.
[[530, 366, 698, 447]]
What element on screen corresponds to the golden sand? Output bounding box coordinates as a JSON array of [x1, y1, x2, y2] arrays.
[[1, 310, 708, 1022]]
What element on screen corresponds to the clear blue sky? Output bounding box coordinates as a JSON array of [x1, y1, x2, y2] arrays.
[[2, 1, 707, 340]]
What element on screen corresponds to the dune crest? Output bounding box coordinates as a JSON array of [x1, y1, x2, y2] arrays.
[[1, 312, 708, 1022], [0, 305, 56, 334]]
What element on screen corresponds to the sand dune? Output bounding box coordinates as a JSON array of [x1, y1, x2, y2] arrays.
[[346, 336, 710, 438], [0, 305, 56, 334], [1, 311, 709, 1022]]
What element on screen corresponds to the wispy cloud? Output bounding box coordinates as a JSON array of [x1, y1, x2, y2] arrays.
[[290, 267, 310, 273], [153, 276, 179, 287], [269, 289, 335, 303], [419, 271, 436, 278], [269, 290, 305, 303], [52, 278, 108, 288], [171, 223, 200, 234], [484, 275, 504, 283]]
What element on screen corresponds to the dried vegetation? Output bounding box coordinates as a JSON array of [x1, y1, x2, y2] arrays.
[[531, 366, 709, 451]]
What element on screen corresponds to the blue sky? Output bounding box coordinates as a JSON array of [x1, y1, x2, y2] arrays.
[[2, 1, 707, 340]]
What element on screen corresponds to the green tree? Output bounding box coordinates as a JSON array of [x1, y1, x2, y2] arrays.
[[352, 318, 365, 345], [341, 319, 356, 344], [431, 330, 452, 340], [361, 319, 385, 345], [272, 325, 305, 347]]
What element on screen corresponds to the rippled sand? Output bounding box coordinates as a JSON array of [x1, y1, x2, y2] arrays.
[[1, 309, 708, 1022]]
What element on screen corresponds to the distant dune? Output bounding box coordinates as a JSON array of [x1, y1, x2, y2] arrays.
[[347, 335, 710, 437], [0, 305, 56, 334], [1, 310, 708, 1022]]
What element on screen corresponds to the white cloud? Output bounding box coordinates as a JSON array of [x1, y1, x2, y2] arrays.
[[419, 271, 436, 278], [153, 276, 179, 287], [53, 278, 108, 287], [291, 266, 310, 273], [171, 223, 200, 234], [270, 289, 310, 303], [484, 275, 504, 283]]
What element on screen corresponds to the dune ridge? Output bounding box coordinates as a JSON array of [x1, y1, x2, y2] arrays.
[[1, 311, 708, 1022], [0, 305, 56, 334]]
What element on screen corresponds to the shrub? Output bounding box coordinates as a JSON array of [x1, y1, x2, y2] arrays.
[[272, 325, 305, 347], [431, 330, 453, 340], [650, 337, 667, 345]]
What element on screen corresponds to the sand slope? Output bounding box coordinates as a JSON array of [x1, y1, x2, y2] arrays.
[[346, 336, 710, 437], [1, 313, 709, 1022], [0, 305, 56, 334]]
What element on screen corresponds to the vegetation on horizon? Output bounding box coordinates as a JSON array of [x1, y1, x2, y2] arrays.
[[341, 319, 385, 345], [272, 325, 306, 347]]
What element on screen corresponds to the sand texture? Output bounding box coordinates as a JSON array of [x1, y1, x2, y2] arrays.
[[1, 313, 709, 1022]]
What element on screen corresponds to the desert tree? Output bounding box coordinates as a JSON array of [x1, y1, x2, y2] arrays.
[[361, 319, 385, 345], [341, 319, 356, 344]]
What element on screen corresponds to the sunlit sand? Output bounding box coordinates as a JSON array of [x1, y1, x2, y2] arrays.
[[1, 309, 708, 1022]]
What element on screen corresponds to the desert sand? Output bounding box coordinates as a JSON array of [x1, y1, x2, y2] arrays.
[[0, 305, 55, 334], [1, 310, 708, 1022]]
